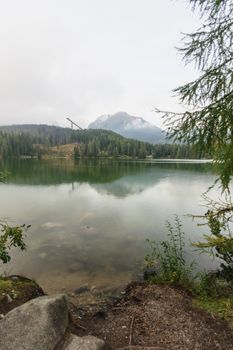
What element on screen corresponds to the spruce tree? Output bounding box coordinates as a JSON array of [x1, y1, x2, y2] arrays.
[[157, 0, 233, 279]]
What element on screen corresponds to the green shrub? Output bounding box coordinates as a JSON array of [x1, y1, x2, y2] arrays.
[[0, 171, 30, 264], [145, 216, 195, 286], [193, 211, 233, 283], [0, 223, 30, 264]]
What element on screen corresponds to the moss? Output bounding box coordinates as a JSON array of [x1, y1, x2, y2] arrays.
[[193, 295, 233, 327], [0, 276, 40, 299], [0, 279, 13, 293], [0, 275, 44, 314]]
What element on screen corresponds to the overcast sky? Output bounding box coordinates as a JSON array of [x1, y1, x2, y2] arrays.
[[0, 0, 201, 128]]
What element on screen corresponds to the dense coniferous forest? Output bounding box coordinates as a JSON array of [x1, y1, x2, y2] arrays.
[[0, 125, 210, 159]]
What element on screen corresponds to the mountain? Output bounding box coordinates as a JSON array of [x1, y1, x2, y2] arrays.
[[88, 112, 166, 144], [0, 124, 73, 139]]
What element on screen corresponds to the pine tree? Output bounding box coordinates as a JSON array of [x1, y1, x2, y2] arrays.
[[159, 0, 233, 188], [156, 0, 233, 279]]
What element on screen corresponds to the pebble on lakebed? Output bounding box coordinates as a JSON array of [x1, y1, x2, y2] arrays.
[[80, 225, 97, 234]]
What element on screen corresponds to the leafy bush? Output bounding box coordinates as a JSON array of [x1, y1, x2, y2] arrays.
[[0, 171, 30, 264], [0, 223, 30, 264], [193, 206, 233, 283], [196, 271, 227, 297], [0, 171, 8, 183], [193, 272, 233, 327], [145, 216, 195, 286]]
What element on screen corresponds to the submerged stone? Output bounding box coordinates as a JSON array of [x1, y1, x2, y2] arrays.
[[143, 267, 158, 280], [74, 285, 90, 294]]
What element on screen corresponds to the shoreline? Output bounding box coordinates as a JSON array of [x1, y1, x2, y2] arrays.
[[1, 275, 233, 349]]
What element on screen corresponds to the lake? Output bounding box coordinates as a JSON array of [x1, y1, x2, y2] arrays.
[[0, 159, 220, 294]]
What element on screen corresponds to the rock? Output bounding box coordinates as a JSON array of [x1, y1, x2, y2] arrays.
[[0, 295, 6, 303], [80, 225, 97, 235], [92, 310, 107, 319], [11, 290, 18, 299], [10, 276, 19, 281], [0, 276, 44, 316], [74, 285, 90, 295], [143, 267, 158, 280], [0, 294, 68, 350], [6, 294, 13, 303], [63, 334, 105, 350], [38, 252, 47, 259], [0, 293, 13, 303]]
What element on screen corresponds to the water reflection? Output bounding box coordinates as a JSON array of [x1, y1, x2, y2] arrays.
[[0, 159, 219, 294], [0, 158, 213, 197]]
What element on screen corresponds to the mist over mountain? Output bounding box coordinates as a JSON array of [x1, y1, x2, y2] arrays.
[[88, 112, 167, 144]]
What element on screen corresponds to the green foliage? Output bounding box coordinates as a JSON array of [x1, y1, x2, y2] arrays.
[[0, 127, 206, 159], [71, 129, 155, 158], [155, 0, 233, 187], [159, 0, 233, 189], [194, 235, 233, 274], [197, 272, 220, 297], [193, 267, 233, 326], [145, 215, 233, 326], [0, 171, 30, 264], [0, 223, 30, 264], [195, 270, 232, 297], [152, 143, 210, 159], [145, 216, 195, 285], [0, 171, 8, 183], [155, 0, 233, 283], [0, 276, 40, 300], [145, 219, 233, 326], [193, 295, 233, 326], [193, 198, 233, 281]]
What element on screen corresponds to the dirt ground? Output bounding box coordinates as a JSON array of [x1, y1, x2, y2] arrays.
[[70, 282, 233, 350]]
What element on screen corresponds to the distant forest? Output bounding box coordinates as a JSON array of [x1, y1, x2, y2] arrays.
[[0, 125, 210, 159]]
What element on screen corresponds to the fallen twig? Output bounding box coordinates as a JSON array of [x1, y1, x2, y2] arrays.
[[117, 346, 164, 350], [75, 323, 87, 331], [112, 306, 128, 311], [129, 316, 135, 346]]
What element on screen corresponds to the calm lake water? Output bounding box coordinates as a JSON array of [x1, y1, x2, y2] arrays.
[[0, 159, 221, 294]]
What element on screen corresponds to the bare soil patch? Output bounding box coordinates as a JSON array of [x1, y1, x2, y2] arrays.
[[70, 282, 233, 350]]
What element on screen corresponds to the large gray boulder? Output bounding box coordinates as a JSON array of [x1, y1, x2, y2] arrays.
[[0, 294, 68, 350], [63, 334, 105, 350]]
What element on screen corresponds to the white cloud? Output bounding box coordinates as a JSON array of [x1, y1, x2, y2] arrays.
[[0, 0, 200, 128]]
